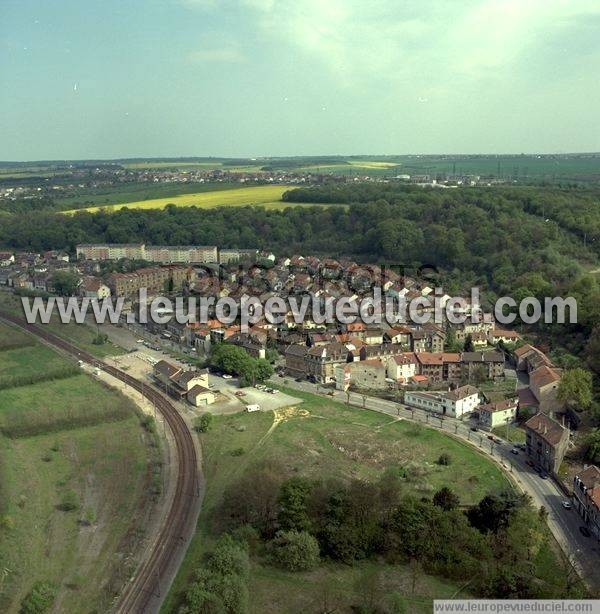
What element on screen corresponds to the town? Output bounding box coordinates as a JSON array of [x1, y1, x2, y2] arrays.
[[1, 242, 594, 512]]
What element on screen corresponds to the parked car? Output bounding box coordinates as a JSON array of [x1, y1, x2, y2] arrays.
[[540, 472, 548, 480], [235, 391, 246, 397], [562, 501, 572, 510], [579, 526, 592, 538], [487, 435, 495, 441], [470, 426, 478, 432], [511, 448, 519, 455], [222, 374, 233, 379], [526, 459, 535, 467], [246, 404, 261, 413]]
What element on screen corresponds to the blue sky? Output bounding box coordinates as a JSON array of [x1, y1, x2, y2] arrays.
[[1, 0, 600, 160]]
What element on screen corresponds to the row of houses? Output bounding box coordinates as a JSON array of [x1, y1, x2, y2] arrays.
[[285, 341, 505, 386]]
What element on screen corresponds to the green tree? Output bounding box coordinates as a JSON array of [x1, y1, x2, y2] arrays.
[[195, 413, 213, 433], [557, 368, 593, 411], [433, 487, 460, 511], [51, 270, 80, 296], [269, 530, 320, 572], [277, 477, 313, 532]]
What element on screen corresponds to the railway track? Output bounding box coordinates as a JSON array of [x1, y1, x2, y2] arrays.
[[0, 311, 200, 613]]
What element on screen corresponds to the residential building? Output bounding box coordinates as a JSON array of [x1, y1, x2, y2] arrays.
[[335, 359, 387, 391], [524, 413, 569, 475], [573, 466, 600, 540], [478, 399, 518, 430], [404, 385, 480, 418], [461, 351, 504, 380], [80, 276, 111, 299], [305, 343, 352, 384], [76, 243, 217, 263], [529, 365, 562, 414], [284, 344, 309, 379], [386, 352, 418, 383]]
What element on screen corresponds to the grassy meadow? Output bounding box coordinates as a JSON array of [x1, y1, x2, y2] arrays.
[[0, 325, 156, 613], [164, 386, 511, 613]]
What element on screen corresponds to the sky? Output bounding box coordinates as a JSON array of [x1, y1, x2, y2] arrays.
[[1, 0, 600, 160]]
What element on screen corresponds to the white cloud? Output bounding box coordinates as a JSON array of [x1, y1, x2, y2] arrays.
[[183, 0, 600, 88]]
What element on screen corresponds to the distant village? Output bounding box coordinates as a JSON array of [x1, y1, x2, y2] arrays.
[[0, 163, 508, 204]]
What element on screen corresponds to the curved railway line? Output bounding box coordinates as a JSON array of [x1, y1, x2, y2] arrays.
[[0, 311, 200, 614]]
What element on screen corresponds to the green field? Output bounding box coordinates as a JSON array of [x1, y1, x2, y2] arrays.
[[64, 185, 299, 214], [0, 344, 72, 381], [0, 330, 156, 612], [164, 386, 511, 612], [0, 419, 152, 612], [0, 374, 133, 437]]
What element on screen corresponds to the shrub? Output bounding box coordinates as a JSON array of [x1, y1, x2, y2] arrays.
[[433, 487, 460, 511], [58, 490, 79, 512], [230, 447, 245, 457], [437, 453, 451, 466], [194, 413, 213, 433], [269, 530, 320, 572], [19, 581, 57, 613], [140, 415, 156, 434]]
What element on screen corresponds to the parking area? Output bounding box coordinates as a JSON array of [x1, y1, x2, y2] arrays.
[[211, 375, 303, 413]]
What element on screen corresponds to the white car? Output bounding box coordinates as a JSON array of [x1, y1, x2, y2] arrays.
[[562, 501, 572, 510], [136, 339, 144, 343], [222, 374, 233, 379]]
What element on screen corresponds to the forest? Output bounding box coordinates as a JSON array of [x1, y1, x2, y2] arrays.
[[1, 184, 598, 363]]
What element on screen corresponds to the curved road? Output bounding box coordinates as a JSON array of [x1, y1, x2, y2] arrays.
[[0, 312, 201, 614], [273, 375, 600, 591]]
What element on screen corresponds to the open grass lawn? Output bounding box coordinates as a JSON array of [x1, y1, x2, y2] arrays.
[[163, 387, 511, 612], [0, 418, 153, 613], [64, 185, 298, 214]]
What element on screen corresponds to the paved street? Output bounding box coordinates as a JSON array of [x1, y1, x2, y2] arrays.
[[271, 374, 600, 590]]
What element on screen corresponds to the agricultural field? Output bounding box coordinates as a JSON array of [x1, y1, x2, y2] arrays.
[[63, 185, 308, 214], [54, 181, 237, 210], [0, 328, 157, 613], [164, 387, 512, 612]]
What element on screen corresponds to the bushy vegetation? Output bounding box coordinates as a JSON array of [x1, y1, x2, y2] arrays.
[[210, 468, 585, 602], [19, 581, 57, 613], [179, 534, 250, 614]]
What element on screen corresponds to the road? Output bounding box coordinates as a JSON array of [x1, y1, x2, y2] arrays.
[[0, 312, 203, 614], [271, 374, 600, 591]]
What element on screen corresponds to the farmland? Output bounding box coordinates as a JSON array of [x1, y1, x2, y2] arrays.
[[0, 326, 157, 613], [63, 185, 310, 214], [164, 387, 514, 613]]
